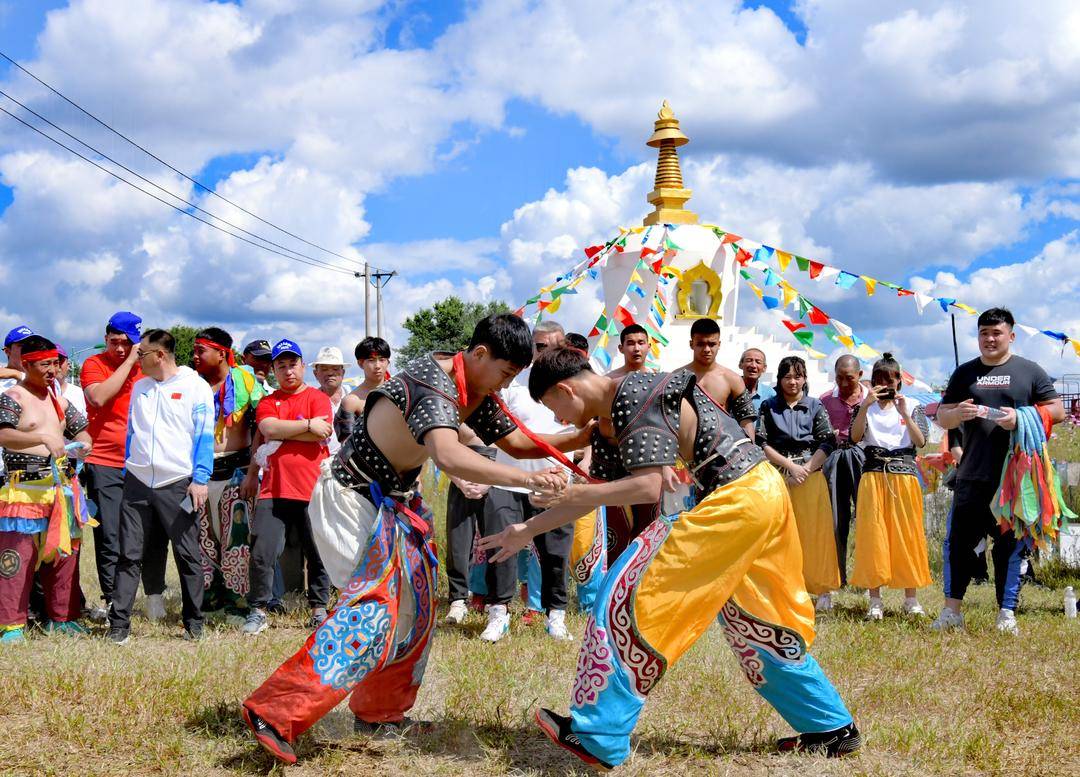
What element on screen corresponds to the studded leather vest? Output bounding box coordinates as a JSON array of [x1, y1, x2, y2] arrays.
[[331, 353, 516, 494], [600, 370, 762, 495]]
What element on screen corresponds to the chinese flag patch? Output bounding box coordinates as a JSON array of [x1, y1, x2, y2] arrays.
[[171, 392, 183, 400]]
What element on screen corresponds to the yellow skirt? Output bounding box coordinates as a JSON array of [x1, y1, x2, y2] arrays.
[[850, 471, 932, 590], [787, 470, 840, 596]]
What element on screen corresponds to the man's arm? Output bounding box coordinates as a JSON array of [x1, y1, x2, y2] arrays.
[[936, 400, 979, 430], [424, 427, 563, 493], [1038, 397, 1066, 424], [83, 351, 139, 408], [531, 467, 663, 509], [258, 417, 331, 441], [478, 504, 594, 563]]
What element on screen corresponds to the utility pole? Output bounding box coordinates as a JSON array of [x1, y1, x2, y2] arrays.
[[372, 270, 397, 339], [363, 263, 371, 337]]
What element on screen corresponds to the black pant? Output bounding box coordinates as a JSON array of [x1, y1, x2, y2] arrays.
[[110, 475, 204, 631], [85, 463, 126, 603], [139, 513, 170, 596], [825, 447, 864, 587], [488, 488, 572, 611], [945, 479, 1025, 610], [248, 498, 329, 610], [445, 481, 493, 603]]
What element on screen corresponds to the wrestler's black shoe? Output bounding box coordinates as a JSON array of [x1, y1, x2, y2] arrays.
[[242, 706, 297, 765], [777, 722, 862, 757], [535, 708, 614, 773]]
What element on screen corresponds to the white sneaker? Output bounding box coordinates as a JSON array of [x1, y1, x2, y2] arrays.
[[902, 598, 926, 617], [146, 594, 166, 622], [931, 606, 965, 631], [445, 599, 468, 624], [995, 608, 1019, 635], [546, 609, 574, 641], [479, 605, 509, 643], [866, 598, 884, 621], [814, 593, 833, 612]]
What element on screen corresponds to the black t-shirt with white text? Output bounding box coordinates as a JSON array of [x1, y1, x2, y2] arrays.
[[942, 355, 1057, 482]]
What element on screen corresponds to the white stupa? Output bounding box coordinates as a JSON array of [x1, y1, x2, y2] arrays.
[[591, 101, 829, 388]]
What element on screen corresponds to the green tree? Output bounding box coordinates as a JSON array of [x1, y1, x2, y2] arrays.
[[169, 324, 199, 368], [399, 296, 511, 364]]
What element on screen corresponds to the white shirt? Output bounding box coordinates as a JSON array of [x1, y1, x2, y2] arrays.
[[493, 368, 570, 493], [861, 402, 911, 450], [61, 382, 87, 417]]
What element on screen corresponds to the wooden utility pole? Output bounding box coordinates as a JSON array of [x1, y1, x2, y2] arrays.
[[372, 270, 397, 339], [356, 266, 396, 339]]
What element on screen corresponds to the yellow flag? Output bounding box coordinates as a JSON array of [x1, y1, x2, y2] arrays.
[[805, 348, 828, 359], [546, 297, 562, 313], [839, 335, 854, 349], [1072, 339, 1080, 358], [776, 250, 793, 272], [860, 276, 877, 296], [598, 332, 609, 349], [855, 343, 879, 359], [630, 270, 643, 284], [749, 282, 764, 300], [953, 302, 977, 314], [782, 285, 799, 307]]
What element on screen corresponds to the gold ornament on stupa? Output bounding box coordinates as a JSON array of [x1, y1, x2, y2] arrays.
[[643, 100, 697, 226]]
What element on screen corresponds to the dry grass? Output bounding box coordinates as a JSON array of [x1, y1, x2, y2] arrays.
[[3, 471, 1079, 777]]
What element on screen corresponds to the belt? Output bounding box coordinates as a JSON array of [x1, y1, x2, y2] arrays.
[[211, 449, 250, 480], [692, 438, 766, 493]]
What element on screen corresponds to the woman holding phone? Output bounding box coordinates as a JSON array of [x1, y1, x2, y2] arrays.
[[849, 353, 932, 619]]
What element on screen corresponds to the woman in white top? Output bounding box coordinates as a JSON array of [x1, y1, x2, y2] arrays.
[[849, 353, 932, 620]]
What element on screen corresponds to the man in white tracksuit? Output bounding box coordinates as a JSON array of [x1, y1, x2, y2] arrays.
[[107, 328, 215, 644]]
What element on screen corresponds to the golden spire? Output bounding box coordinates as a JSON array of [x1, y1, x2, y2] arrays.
[[644, 100, 697, 226]]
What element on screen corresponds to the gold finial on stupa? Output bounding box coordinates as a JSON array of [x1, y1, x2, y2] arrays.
[[644, 100, 697, 226]]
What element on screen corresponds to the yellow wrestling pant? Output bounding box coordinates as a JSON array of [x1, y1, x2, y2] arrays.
[[568, 462, 852, 766]]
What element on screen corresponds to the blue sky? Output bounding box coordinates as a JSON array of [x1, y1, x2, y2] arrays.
[[0, 0, 1077, 382]]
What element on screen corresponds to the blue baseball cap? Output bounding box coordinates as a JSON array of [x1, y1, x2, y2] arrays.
[[3, 325, 34, 348], [106, 311, 142, 344], [271, 339, 303, 361]]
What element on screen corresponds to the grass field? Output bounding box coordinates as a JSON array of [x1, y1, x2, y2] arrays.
[[3, 469, 1080, 776]]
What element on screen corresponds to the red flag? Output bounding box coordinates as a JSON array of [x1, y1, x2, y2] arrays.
[[640, 246, 656, 259], [808, 306, 830, 325], [614, 243, 625, 253], [897, 288, 914, 297], [513, 307, 525, 317], [902, 370, 915, 386], [808, 260, 824, 279], [651, 257, 664, 273], [538, 300, 551, 310], [588, 326, 599, 336], [782, 320, 806, 333], [735, 248, 753, 266], [614, 305, 635, 326], [720, 233, 742, 245], [584, 245, 604, 258]]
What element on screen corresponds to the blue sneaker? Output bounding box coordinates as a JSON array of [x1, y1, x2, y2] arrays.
[[0, 627, 26, 644], [44, 620, 88, 636]]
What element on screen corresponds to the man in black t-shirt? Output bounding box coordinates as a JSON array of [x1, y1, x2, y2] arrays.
[[935, 308, 1063, 635]]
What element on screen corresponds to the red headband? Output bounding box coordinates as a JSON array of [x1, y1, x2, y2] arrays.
[[21, 349, 59, 363], [195, 338, 236, 367]]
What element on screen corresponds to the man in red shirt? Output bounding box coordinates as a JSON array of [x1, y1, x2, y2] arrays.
[[80, 311, 143, 621], [245, 339, 333, 634], [818, 354, 867, 587]]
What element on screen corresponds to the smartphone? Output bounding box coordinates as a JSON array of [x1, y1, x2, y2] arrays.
[[975, 405, 1009, 422], [179, 494, 194, 513]]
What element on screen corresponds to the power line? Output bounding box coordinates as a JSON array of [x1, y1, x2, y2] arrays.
[[0, 104, 356, 276], [0, 49, 371, 270], [0, 87, 361, 275]]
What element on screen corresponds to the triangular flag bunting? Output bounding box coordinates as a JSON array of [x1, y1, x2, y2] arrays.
[[795, 256, 810, 272], [831, 319, 853, 337], [793, 330, 815, 347], [797, 296, 812, 319], [781, 285, 799, 307], [783, 320, 806, 333], [861, 276, 877, 296], [835, 271, 860, 290], [913, 292, 932, 314], [613, 305, 635, 326], [855, 343, 879, 359], [763, 268, 782, 287], [640, 246, 656, 259], [748, 283, 765, 300], [936, 297, 956, 313], [735, 247, 753, 266], [763, 295, 781, 310], [808, 260, 824, 279], [1073, 339, 1080, 358], [952, 302, 977, 314], [546, 297, 562, 313], [1042, 330, 1068, 342], [805, 347, 828, 359], [818, 266, 840, 282], [808, 306, 830, 326], [775, 250, 793, 272], [720, 232, 742, 246], [1016, 324, 1039, 337], [896, 288, 914, 297]]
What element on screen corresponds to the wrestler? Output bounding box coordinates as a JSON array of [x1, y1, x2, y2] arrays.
[[605, 324, 651, 378], [676, 317, 756, 438], [191, 327, 264, 616], [0, 335, 93, 643], [480, 347, 859, 771], [241, 314, 586, 764]]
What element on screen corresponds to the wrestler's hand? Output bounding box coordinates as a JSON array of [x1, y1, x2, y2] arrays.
[[239, 468, 260, 501], [455, 478, 490, 500], [530, 482, 578, 509], [477, 522, 534, 563], [188, 482, 209, 512], [571, 418, 599, 448], [525, 467, 568, 496], [40, 432, 68, 459], [661, 466, 679, 493]]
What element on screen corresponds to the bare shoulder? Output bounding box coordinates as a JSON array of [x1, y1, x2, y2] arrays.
[[3, 384, 27, 402]]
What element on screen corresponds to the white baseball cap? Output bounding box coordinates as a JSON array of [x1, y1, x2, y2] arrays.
[[311, 346, 345, 366]]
